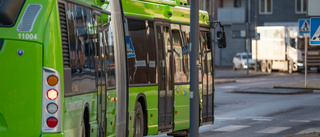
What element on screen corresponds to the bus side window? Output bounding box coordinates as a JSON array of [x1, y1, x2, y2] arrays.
[[126, 19, 157, 84], [171, 24, 188, 83], [65, 3, 96, 94], [181, 25, 191, 82]]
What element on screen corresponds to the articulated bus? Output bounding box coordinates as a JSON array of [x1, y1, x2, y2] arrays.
[[0, 0, 216, 136]]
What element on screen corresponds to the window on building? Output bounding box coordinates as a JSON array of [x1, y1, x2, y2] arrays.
[[296, 0, 307, 13], [260, 0, 272, 14], [234, 0, 241, 7]]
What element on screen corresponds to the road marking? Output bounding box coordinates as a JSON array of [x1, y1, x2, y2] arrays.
[[215, 117, 237, 120], [297, 128, 320, 134], [256, 127, 291, 134], [252, 118, 272, 121], [212, 125, 250, 132], [220, 86, 237, 89], [290, 120, 310, 123]]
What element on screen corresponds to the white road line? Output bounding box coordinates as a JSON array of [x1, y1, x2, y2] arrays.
[[220, 86, 237, 89], [290, 120, 310, 123], [252, 118, 272, 121], [256, 127, 291, 134], [215, 117, 237, 120], [297, 128, 320, 134], [212, 125, 250, 132]]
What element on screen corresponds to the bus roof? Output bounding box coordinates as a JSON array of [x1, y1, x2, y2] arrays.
[[74, 0, 210, 25]]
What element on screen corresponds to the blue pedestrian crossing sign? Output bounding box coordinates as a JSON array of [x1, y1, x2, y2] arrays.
[[310, 18, 320, 45], [299, 19, 310, 34], [256, 33, 260, 40]]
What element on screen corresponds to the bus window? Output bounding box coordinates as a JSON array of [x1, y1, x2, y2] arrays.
[[171, 24, 188, 83], [66, 3, 97, 94], [126, 19, 157, 84], [181, 25, 191, 82]]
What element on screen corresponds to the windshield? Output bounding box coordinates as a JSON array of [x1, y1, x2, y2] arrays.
[[242, 54, 252, 59], [0, 0, 26, 27]]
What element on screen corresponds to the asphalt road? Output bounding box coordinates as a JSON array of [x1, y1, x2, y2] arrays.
[[149, 71, 320, 137]]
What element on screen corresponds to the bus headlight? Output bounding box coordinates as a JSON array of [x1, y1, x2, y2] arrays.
[[298, 63, 304, 66]]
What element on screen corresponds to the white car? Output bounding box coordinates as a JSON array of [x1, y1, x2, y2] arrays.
[[233, 53, 256, 70]]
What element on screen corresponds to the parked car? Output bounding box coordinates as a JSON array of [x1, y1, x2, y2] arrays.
[[233, 53, 256, 70]]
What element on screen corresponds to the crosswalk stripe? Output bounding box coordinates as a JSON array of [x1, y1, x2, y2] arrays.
[[297, 128, 320, 134], [212, 125, 250, 132], [290, 120, 310, 123], [215, 117, 236, 120], [252, 118, 272, 121], [256, 127, 291, 134]]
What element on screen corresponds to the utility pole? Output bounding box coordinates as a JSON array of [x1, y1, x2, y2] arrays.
[[254, 0, 258, 71], [246, 0, 251, 75], [189, 0, 199, 136]]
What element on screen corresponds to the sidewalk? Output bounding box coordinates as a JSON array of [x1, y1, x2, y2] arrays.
[[274, 79, 320, 90], [215, 66, 268, 79]]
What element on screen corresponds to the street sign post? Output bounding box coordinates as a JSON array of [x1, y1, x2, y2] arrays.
[[299, 19, 310, 87], [310, 18, 320, 45]]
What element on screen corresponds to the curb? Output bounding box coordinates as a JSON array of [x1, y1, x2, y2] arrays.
[[274, 86, 320, 90], [215, 80, 236, 84], [230, 88, 313, 95], [215, 74, 269, 79]]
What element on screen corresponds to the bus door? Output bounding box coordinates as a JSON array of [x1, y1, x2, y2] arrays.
[[200, 30, 214, 124], [93, 11, 107, 137], [155, 22, 174, 131]]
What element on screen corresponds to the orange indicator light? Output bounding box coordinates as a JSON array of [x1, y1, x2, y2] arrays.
[[47, 75, 58, 86]]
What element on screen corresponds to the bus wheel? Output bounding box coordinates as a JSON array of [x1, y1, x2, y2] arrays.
[[261, 60, 267, 72], [134, 102, 144, 137], [81, 119, 86, 137]]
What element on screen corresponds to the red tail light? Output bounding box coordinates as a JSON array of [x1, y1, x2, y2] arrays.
[[47, 117, 58, 128], [47, 89, 58, 100]]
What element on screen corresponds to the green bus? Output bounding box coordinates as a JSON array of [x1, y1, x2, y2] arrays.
[[0, 0, 216, 136]]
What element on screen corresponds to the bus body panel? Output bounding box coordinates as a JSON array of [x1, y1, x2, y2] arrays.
[[173, 84, 190, 131], [41, 133, 63, 137], [122, 0, 209, 25], [64, 94, 98, 137], [0, 40, 43, 137], [127, 86, 159, 136]]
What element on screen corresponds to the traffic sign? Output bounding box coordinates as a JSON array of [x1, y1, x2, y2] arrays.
[[310, 18, 320, 45], [299, 19, 310, 34], [256, 33, 260, 40]]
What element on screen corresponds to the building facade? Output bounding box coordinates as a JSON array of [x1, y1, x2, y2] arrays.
[[215, 0, 308, 66]]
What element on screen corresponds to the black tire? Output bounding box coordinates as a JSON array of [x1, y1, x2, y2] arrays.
[[81, 120, 86, 137], [261, 60, 267, 72], [134, 102, 144, 137], [267, 61, 272, 73]]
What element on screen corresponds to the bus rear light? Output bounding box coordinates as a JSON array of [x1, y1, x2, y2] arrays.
[[47, 75, 58, 86], [42, 67, 62, 132], [47, 103, 58, 114], [47, 117, 58, 128], [47, 89, 58, 100]]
